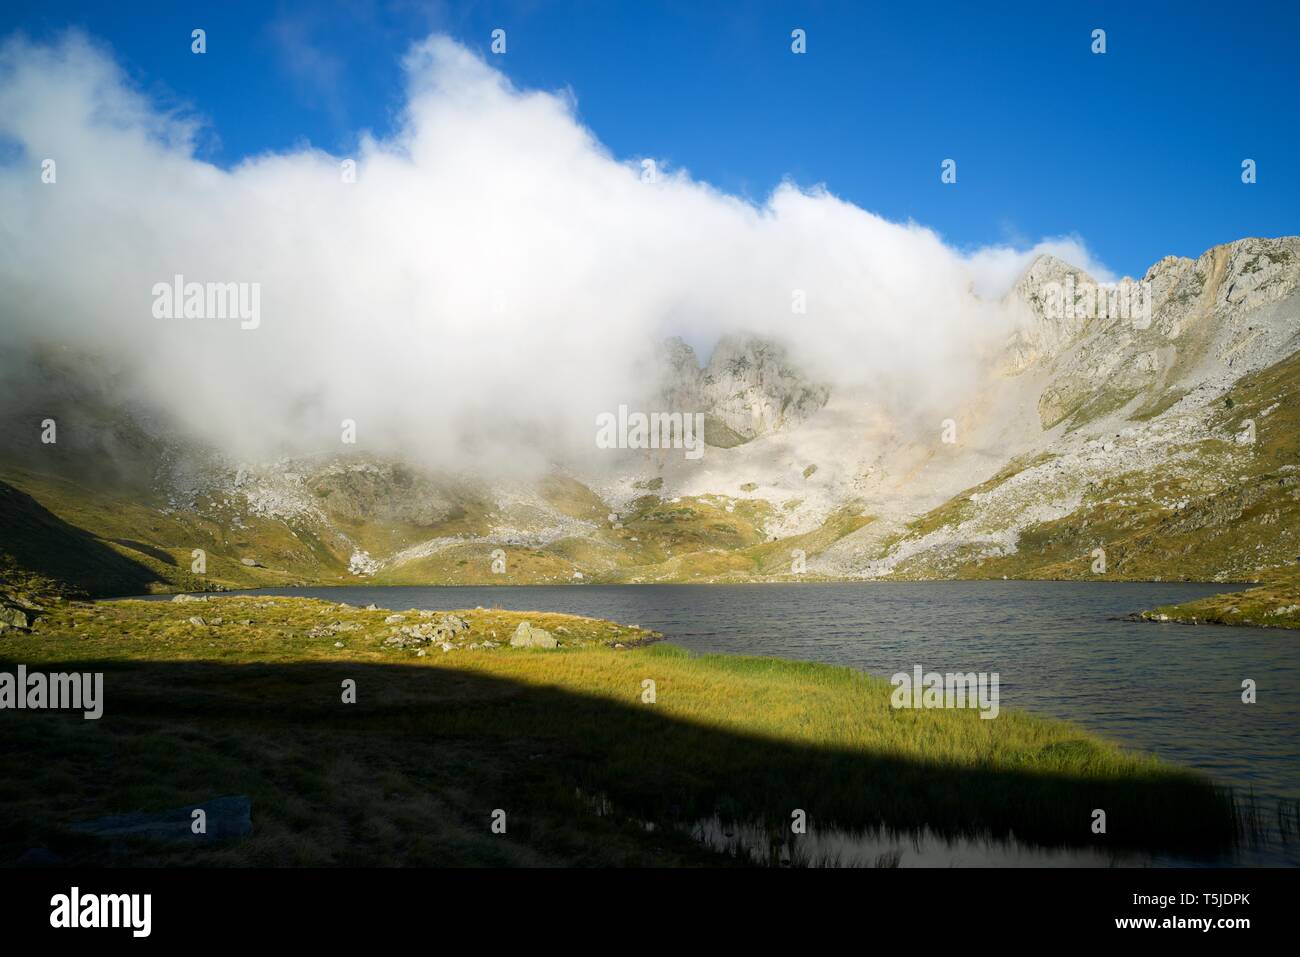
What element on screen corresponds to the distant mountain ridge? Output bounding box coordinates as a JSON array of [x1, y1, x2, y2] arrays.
[[3, 236, 1298, 597]]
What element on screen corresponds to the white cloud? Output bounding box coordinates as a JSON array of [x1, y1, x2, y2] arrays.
[[0, 31, 1111, 469]]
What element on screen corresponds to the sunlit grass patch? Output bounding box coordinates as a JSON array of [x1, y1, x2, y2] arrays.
[[0, 596, 1239, 866]]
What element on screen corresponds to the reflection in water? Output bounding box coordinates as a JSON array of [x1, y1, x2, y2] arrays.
[[690, 816, 1145, 868], [587, 792, 1290, 867], [690, 809, 1298, 868]]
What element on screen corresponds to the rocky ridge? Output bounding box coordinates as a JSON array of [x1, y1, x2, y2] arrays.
[[2, 236, 1298, 594]]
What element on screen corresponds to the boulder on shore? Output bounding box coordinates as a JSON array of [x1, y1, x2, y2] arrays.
[[510, 621, 558, 649]]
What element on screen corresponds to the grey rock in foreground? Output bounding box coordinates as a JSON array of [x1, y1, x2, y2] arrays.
[[16, 846, 63, 866], [384, 612, 471, 648], [0, 593, 42, 632], [70, 795, 252, 842], [510, 620, 558, 649]]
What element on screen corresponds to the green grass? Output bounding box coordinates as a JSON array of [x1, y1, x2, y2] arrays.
[[0, 596, 1239, 866], [0, 459, 878, 594], [1144, 580, 1300, 629], [0, 466, 353, 598]]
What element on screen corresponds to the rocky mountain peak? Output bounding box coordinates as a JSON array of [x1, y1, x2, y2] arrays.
[[658, 334, 830, 444], [1013, 253, 1097, 297], [1000, 255, 1100, 375]]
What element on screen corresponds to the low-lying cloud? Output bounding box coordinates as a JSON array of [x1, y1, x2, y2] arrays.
[[0, 31, 1111, 470]]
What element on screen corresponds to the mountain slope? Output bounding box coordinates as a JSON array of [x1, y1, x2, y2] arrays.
[[848, 237, 1300, 582], [3, 236, 1298, 598]]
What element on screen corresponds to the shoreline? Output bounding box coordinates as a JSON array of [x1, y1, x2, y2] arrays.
[[100, 577, 1300, 635], [0, 593, 1254, 866], [107, 575, 1259, 597], [1140, 583, 1300, 631]]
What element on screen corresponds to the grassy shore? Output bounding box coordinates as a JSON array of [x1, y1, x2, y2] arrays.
[[1143, 580, 1300, 629], [0, 595, 1240, 866]]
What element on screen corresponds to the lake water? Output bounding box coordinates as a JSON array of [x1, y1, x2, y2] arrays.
[[138, 581, 1300, 864]]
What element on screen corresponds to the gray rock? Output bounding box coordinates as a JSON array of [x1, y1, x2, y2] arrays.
[[0, 595, 38, 631], [240, 558, 264, 568], [16, 846, 63, 867], [510, 621, 558, 649], [400, 622, 437, 640], [70, 795, 252, 842], [657, 335, 829, 441], [383, 613, 471, 648], [308, 621, 362, 638], [396, 615, 469, 643]]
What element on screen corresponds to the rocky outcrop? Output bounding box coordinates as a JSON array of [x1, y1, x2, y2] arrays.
[[384, 613, 471, 648], [1002, 237, 1300, 430], [1000, 255, 1102, 375], [0, 593, 39, 632], [852, 238, 1300, 581], [307, 620, 362, 638], [657, 334, 829, 443]]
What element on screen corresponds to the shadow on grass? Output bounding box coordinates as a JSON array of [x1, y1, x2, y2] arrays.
[[108, 539, 178, 567], [0, 656, 1240, 867], [0, 481, 161, 596]]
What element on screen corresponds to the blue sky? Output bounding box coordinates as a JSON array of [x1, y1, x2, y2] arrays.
[[3, 0, 1296, 277]]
